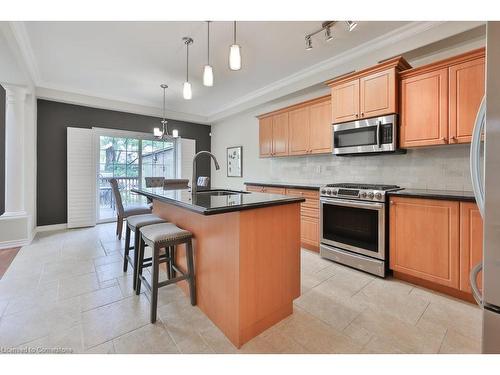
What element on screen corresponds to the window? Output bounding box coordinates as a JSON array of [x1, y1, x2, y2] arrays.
[[97, 132, 176, 222]]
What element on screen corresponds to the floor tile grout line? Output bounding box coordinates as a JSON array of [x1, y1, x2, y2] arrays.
[[413, 300, 431, 327], [437, 328, 449, 354]]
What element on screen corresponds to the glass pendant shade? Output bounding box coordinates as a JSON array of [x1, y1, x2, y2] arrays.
[[229, 44, 241, 71], [172, 129, 179, 138], [183, 81, 192, 100], [153, 127, 163, 138], [203, 65, 214, 87]]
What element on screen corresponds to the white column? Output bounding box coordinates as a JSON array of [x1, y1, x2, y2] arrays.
[[3, 84, 27, 215]]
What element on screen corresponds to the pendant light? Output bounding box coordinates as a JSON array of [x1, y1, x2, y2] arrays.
[[229, 21, 241, 71], [154, 84, 179, 139], [182, 37, 193, 100], [203, 21, 214, 87]]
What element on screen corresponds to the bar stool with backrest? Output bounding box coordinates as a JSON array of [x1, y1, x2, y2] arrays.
[[124, 213, 167, 290], [136, 222, 196, 323], [109, 178, 152, 239]]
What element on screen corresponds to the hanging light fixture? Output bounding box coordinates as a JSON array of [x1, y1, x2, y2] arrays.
[[229, 21, 241, 71], [346, 21, 358, 32], [305, 36, 313, 50], [154, 84, 179, 140], [325, 26, 333, 42], [203, 21, 214, 87], [182, 37, 193, 100]]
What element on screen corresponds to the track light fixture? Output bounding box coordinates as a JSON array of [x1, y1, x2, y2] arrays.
[[346, 21, 358, 32], [304, 21, 358, 50]]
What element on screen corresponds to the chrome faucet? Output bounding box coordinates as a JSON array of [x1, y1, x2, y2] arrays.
[[192, 151, 220, 195]]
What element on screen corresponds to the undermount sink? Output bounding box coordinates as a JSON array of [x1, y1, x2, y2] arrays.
[[196, 189, 249, 196]]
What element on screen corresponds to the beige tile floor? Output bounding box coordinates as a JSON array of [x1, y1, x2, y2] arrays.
[[0, 223, 482, 354]]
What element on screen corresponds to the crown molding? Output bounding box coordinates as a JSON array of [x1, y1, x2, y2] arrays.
[[207, 21, 485, 123], [7, 21, 42, 86], [36, 86, 211, 125]]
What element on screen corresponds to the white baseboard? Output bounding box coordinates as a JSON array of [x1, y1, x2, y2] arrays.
[[0, 238, 31, 250], [35, 223, 68, 233]]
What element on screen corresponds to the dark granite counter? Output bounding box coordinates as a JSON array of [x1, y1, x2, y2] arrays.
[[388, 188, 476, 202], [132, 187, 305, 215], [244, 181, 321, 191]]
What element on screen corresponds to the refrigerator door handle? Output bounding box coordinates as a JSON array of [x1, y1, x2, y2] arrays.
[[470, 262, 484, 307], [470, 95, 486, 218]]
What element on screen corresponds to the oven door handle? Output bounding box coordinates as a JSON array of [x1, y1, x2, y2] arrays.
[[320, 197, 384, 210]]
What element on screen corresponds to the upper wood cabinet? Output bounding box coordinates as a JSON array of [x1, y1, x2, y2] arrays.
[[460, 202, 484, 293], [400, 48, 485, 148], [309, 100, 333, 154], [326, 56, 410, 124], [272, 112, 289, 156], [331, 79, 359, 123], [389, 197, 460, 289], [259, 116, 273, 157], [449, 57, 486, 144], [400, 68, 449, 147], [258, 96, 332, 158]]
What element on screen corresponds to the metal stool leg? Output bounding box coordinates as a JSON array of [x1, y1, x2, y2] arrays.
[[165, 246, 172, 280], [135, 237, 145, 295], [150, 244, 160, 323], [185, 240, 196, 306], [123, 225, 131, 272]]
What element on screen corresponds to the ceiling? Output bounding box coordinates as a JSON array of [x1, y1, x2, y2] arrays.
[[16, 21, 412, 121]]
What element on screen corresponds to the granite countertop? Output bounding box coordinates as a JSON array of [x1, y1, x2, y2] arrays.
[[244, 181, 321, 190], [388, 188, 476, 202], [132, 187, 305, 215]]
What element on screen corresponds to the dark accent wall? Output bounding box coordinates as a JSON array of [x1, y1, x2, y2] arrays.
[[0, 85, 5, 216], [37, 99, 211, 226]]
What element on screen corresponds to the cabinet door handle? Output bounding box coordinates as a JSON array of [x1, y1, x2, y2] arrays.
[[361, 112, 364, 117], [355, 114, 359, 118], [441, 137, 447, 143], [450, 136, 457, 143], [390, 200, 394, 205]]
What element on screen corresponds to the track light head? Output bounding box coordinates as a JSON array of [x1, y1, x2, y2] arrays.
[[305, 36, 312, 50], [325, 27, 333, 42], [346, 21, 357, 32]]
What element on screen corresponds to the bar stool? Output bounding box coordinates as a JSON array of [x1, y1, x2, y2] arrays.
[[135, 222, 196, 323], [124, 214, 167, 290]]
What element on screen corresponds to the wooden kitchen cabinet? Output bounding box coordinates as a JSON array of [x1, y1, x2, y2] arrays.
[[259, 116, 273, 157], [389, 197, 460, 289], [449, 57, 486, 144], [300, 215, 320, 250], [327, 56, 410, 124], [400, 48, 485, 148], [272, 112, 289, 156], [309, 99, 333, 154], [331, 79, 359, 123], [359, 68, 397, 119], [400, 68, 449, 147], [460, 202, 484, 293], [258, 95, 332, 158], [288, 106, 310, 155]]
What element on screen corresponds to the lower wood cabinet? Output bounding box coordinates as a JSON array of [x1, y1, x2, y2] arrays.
[[389, 196, 483, 298], [246, 185, 320, 252]]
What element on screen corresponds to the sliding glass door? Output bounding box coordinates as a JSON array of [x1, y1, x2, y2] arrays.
[[96, 131, 176, 222]]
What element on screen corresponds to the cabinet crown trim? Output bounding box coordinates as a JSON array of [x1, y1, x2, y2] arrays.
[[400, 47, 485, 79], [256, 95, 331, 119], [324, 56, 411, 87]]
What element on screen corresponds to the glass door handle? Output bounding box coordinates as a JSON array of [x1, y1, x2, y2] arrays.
[[470, 262, 483, 307]]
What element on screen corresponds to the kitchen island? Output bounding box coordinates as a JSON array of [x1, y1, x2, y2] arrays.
[[132, 187, 304, 348]]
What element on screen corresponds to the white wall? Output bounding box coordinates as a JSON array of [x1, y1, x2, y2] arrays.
[[211, 30, 485, 192]]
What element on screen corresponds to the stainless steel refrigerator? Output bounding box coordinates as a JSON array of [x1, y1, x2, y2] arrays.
[[470, 21, 500, 354]]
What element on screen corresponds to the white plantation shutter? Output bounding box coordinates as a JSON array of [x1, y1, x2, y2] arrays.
[[177, 138, 196, 186], [67, 127, 96, 228]]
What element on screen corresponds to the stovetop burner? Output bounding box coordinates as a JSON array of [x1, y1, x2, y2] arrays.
[[325, 183, 400, 190]]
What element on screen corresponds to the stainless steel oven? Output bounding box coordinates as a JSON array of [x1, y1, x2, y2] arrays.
[[333, 114, 398, 155], [319, 183, 401, 277]]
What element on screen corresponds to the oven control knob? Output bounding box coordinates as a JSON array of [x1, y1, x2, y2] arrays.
[[360, 192, 367, 198], [375, 192, 383, 200], [321, 189, 327, 195], [331, 190, 337, 195], [367, 192, 374, 199], [325, 189, 331, 195]]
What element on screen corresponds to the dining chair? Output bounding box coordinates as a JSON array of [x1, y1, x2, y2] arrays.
[[109, 178, 152, 239]]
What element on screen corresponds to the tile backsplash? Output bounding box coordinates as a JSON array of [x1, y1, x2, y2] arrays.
[[266, 144, 473, 191]]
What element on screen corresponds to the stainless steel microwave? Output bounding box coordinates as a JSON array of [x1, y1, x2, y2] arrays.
[[333, 114, 399, 155]]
